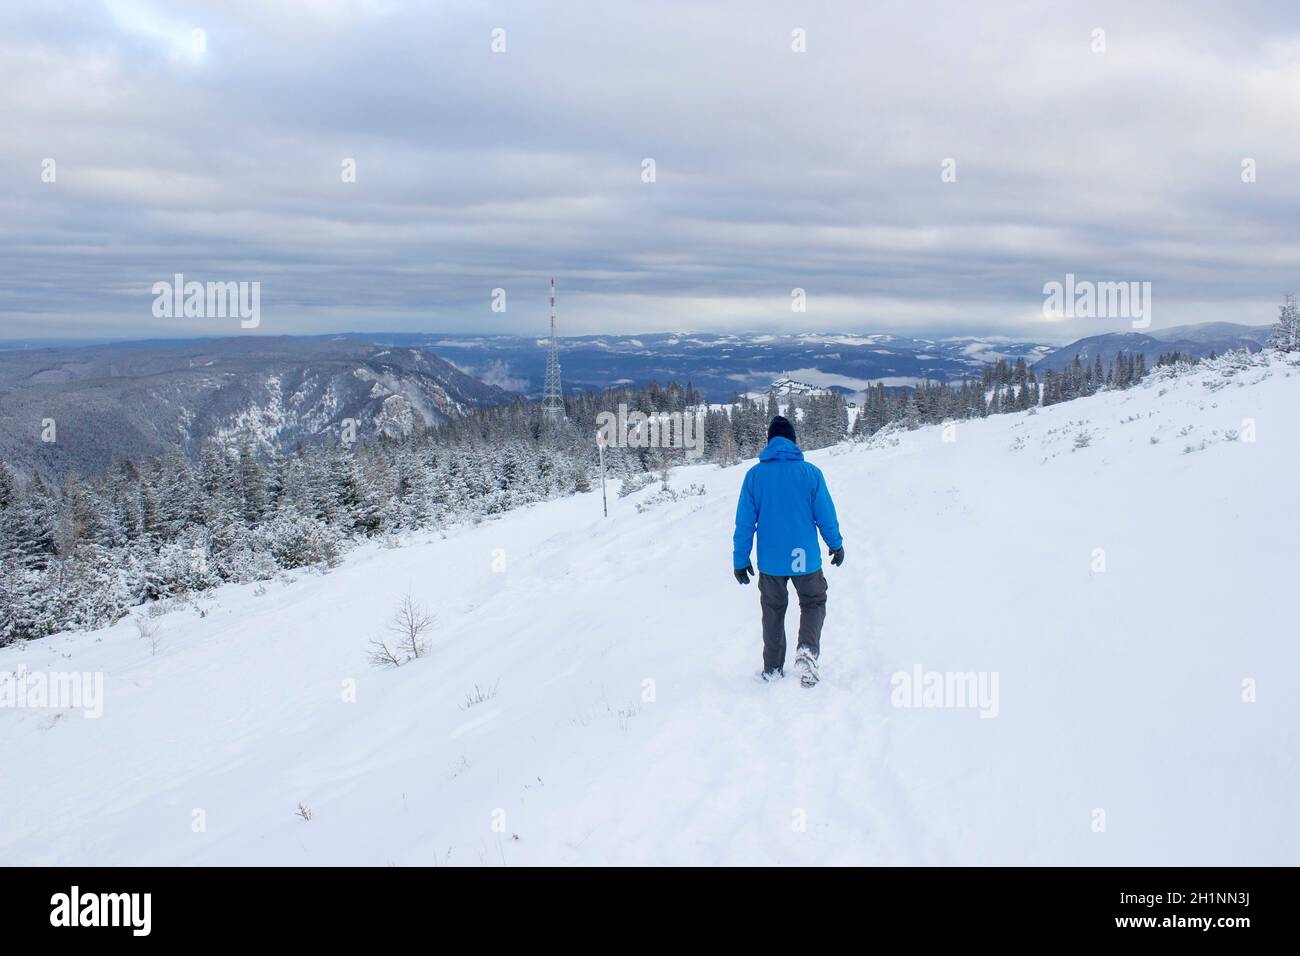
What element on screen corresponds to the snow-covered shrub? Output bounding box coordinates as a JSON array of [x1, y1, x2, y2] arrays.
[[1143, 361, 1197, 388], [618, 472, 656, 498], [0, 568, 60, 643], [210, 520, 303, 583], [634, 483, 705, 513], [135, 614, 162, 655], [134, 535, 222, 601], [207, 523, 279, 583], [255, 510, 344, 569], [55, 545, 134, 632], [1144, 348, 1271, 391], [860, 420, 906, 450]]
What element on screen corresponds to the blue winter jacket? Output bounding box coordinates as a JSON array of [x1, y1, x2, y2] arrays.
[[733, 437, 843, 576]]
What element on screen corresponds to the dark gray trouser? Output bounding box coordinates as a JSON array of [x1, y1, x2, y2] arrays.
[[758, 570, 828, 674]]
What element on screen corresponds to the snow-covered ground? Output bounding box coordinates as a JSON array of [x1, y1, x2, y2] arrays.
[[3, 353, 1298, 865]]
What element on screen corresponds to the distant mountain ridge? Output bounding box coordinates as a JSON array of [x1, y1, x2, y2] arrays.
[[0, 337, 515, 480], [1032, 323, 1271, 374], [337, 330, 1055, 399]]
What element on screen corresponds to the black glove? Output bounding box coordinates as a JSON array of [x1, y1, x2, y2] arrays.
[[734, 564, 754, 585], [829, 546, 845, 567]]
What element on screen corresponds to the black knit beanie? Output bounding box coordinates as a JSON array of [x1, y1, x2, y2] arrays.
[[767, 415, 796, 444]]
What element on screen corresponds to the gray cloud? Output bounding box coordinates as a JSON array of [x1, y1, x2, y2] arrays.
[[2, 0, 1298, 343]]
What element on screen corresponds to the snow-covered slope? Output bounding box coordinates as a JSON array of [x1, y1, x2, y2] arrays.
[[3, 353, 1298, 865]]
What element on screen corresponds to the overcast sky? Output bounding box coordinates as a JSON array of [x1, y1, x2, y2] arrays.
[[2, 0, 1299, 343]]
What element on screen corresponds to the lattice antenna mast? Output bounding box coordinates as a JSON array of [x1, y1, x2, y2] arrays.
[[542, 278, 565, 423]]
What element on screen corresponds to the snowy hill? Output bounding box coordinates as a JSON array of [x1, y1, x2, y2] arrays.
[[2, 352, 1297, 865]]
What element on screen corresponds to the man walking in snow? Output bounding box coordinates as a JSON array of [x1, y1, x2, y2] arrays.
[[733, 415, 844, 687]]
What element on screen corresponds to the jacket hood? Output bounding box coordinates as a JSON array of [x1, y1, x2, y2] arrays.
[[759, 436, 805, 462]]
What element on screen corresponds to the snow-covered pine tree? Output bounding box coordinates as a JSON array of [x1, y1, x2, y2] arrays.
[[0, 460, 15, 511], [158, 448, 200, 538], [1268, 294, 1300, 351], [715, 416, 740, 465], [7, 477, 59, 570], [237, 443, 268, 525]]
